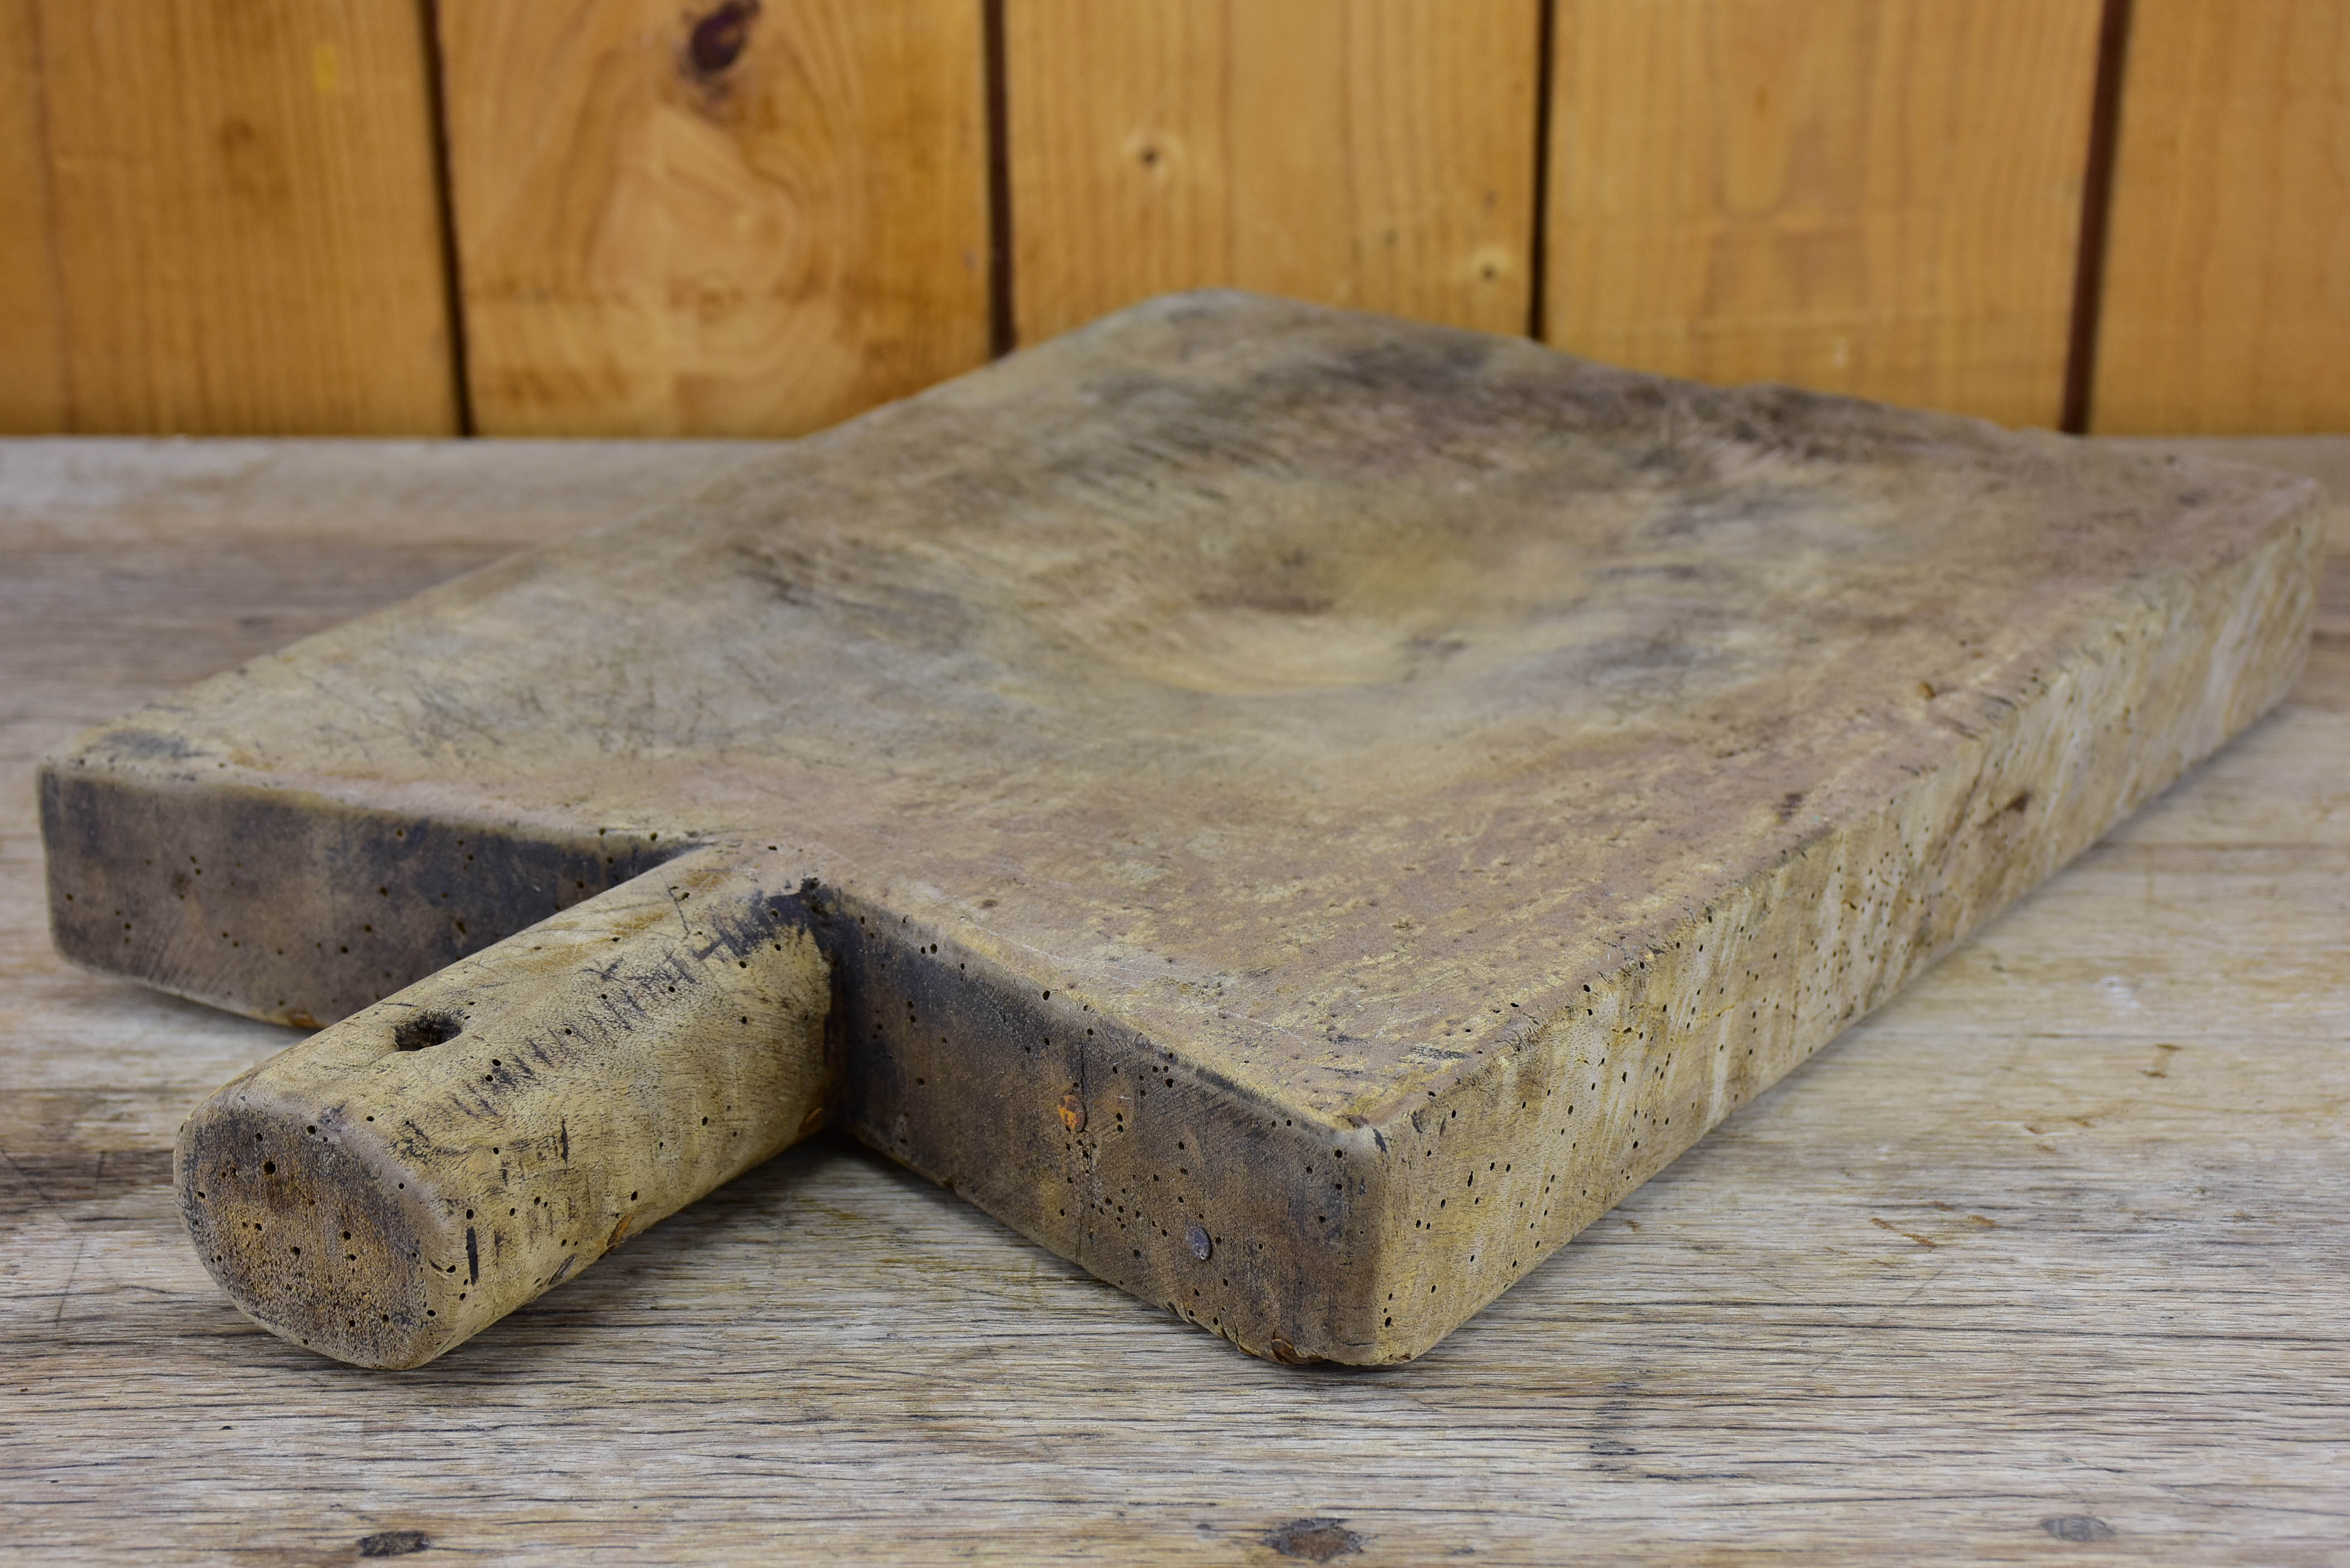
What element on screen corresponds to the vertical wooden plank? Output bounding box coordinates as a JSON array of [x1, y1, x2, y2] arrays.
[[1544, 0, 2105, 427], [1006, 0, 1540, 345], [2092, 1, 2350, 434], [28, 0, 456, 434], [0, 0, 66, 431], [439, 1, 990, 438]]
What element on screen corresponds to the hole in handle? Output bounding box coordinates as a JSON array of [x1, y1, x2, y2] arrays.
[[393, 1011, 464, 1051]]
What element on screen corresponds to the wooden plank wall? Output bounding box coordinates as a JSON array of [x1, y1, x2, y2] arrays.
[[1004, 0, 1541, 342], [1542, 0, 2105, 430], [0, 0, 2343, 439], [436, 0, 991, 437], [2093, 0, 2350, 433], [2, 0, 457, 435]]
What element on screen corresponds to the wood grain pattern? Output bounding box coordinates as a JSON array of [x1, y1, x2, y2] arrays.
[[5, 0, 456, 434], [437, 0, 989, 437], [2, 433, 2346, 1559], [1006, 0, 1540, 343], [2091, 0, 2350, 434], [1543, 0, 2105, 427]]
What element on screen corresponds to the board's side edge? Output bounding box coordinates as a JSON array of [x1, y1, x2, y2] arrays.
[[824, 882, 1379, 1365], [1354, 498, 2327, 1363], [38, 756, 676, 1027]]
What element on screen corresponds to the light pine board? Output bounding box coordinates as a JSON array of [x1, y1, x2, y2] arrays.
[[0, 0, 65, 431], [1542, 0, 2106, 428], [0, 0, 456, 435], [1, 435, 2346, 1562], [1006, 0, 1541, 343], [437, 0, 991, 437], [2091, 0, 2350, 434]]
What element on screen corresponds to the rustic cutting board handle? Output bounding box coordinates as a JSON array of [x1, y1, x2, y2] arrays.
[[175, 843, 832, 1369]]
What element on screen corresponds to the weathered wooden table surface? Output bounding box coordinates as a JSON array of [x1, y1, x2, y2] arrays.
[[3, 435, 2344, 1565]]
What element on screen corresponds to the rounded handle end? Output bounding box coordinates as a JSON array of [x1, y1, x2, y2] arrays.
[[178, 846, 833, 1367]]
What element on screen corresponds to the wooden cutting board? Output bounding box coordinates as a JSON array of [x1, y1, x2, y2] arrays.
[[40, 293, 2322, 1370]]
